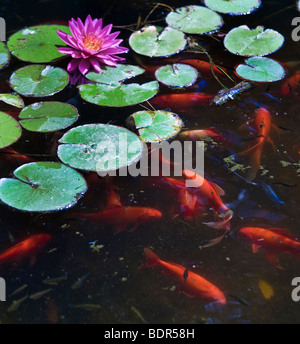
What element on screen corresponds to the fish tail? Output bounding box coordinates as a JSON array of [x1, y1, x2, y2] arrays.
[[139, 248, 160, 269]]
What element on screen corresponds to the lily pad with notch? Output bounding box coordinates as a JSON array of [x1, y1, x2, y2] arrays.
[[155, 63, 199, 88], [18, 101, 79, 132], [0, 162, 87, 212], [235, 57, 286, 82], [129, 25, 187, 58], [0, 111, 22, 149], [57, 124, 144, 172], [224, 25, 284, 57], [204, 0, 261, 16], [9, 64, 69, 97], [165, 5, 223, 35], [127, 110, 183, 143], [7, 25, 71, 63]]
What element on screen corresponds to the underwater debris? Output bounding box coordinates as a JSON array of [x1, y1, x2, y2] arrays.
[[212, 81, 252, 106]]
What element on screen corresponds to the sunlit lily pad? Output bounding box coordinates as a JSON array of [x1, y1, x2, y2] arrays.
[[155, 63, 199, 88], [7, 25, 71, 63], [129, 25, 187, 57], [204, 0, 261, 16], [9, 65, 69, 97], [86, 64, 145, 85], [0, 42, 10, 70], [79, 81, 159, 107], [0, 162, 87, 212], [165, 5, 223, 34], [0, 111, 22, 148], [57, 124, 144, 172], [224, 25, 284, 56], [235, 57, 286, 82], [127, 110, 183, 142], [18, 101, 79, 132], [0, 93, 25, 108]]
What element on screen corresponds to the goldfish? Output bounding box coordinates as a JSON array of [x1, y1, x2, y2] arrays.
[[140, 248, 226, 305], [175, 188, 205, 222], [179, 128, 225, 143], [239, 227, 300, 269], [238, 107, 277, 181], [0, 147, 35, 165], [69, 182, 162, 234], [281, 71, 300, 97], [149, 93, 213, 113], [0, 234, 51, 265]]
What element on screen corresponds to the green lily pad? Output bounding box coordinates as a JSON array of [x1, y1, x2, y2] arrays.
[[204, 0, 261, 16], [224, 25, 284, 57], [129, 25, 187, 58], [7, 25, 71, 63], [0, 93, 25, 108], [57, 124, 144, 172], [165, 5, 223, 34], [155, 63, 199, 88], [0, 42, 10, 70], [9, 65, 69, 97], [0, 162, 87, 212], [235, 57, 286, 82], [86, 64, 145, 85], [0, 111, 22, 148], [18, 101, 79, 132], [127, 110, 183, 142], [79, 81, 159, 107]]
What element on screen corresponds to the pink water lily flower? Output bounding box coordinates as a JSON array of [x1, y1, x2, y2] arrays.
[[57, 15, 129, 75]]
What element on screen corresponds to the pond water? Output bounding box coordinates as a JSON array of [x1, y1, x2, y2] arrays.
[[0, 0, 300, 324]]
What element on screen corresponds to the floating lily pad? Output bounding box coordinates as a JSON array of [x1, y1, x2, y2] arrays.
[[7, 25, 71, 63], [155, 63, 199, 88], [235, 57, 286, 82], [18, 101, 79, 132], [204, 0, 261, 16], [165, 5, 223, 34], [79, 81, 159, 107], [127, 110, 183, 142], [86, 64, 145, 85], [224, 25, 284, 56], [57, 124, 144, 172], [0, 111, 22, 148], [0, 42, 10, 70], [0, 93, 25, 108], [9, 65, 69, 97], [0, 162, 87, 212], [129, 25, 187, 58]]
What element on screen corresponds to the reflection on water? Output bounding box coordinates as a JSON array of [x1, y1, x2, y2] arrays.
[[0, 0, 300, 324]]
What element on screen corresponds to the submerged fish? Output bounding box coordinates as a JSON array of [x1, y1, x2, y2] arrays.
[[239, 227, 300, 269], [281, 71, 300, 97], [140, 248, 226, 305]]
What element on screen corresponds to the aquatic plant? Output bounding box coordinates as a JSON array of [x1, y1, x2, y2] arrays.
[[56, 15, 129, 75]]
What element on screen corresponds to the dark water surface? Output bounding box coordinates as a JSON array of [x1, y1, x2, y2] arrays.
[[0, 0, 300, 324]]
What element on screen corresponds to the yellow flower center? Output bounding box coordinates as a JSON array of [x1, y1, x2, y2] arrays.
[[82, 33, 103, 51]]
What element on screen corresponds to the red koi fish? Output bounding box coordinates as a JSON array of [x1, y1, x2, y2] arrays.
[[239, 227, 300, 269], [175, 188, 206, 222], [0, 234, 51, 265], [0, 147, 35, 165], [149, 93, 213, 113], [69, 183, 162, 234], [140, 248, 226, 305], [238, 107, 277, 181], [281, 71, 300, 97]]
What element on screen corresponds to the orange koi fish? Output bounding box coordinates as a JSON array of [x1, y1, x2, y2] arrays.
[[0, 234, 51, 265], [140, 248, 226, 305], [0, 147, 35, 165], [179, 128, 225, 143], [69, 182, 162, 234], [238, 107, 277, 181], [175, 188, 205, 222], [281, 71, 300, 97], [239, 227, 300, 269], [149, 93, 213, 113]]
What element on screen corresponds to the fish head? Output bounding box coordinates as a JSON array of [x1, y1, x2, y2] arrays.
[[239, 227, 255, 242]]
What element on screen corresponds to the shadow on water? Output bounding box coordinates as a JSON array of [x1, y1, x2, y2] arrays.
[[0, 0, 300, 324]]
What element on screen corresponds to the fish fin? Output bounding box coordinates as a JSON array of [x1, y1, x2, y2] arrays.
[[271, 123, 280, 134], [203, 213, 232, 230], [127, 224, 140, 233], [266, 136, 276, 151], [267, 228, 297, 240], [139, 248, 159, 269], [252, 244, 261, 253], [200, 231, 228, 248], [265, 251, 283, 269], [209, 182, 225, 196], [112, 225, 127, 235], [239, 142, 263, 181]]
